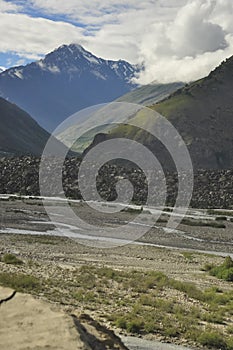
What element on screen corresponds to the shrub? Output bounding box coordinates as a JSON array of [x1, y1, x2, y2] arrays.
[[215, 216, 227, 221], [1, 253, 23, 265], [202, 263, 214, 271], [198, 331, 226, 349], [227, 326, 233, 335], [203, 287, 232, 306], [144, 321, 157, 333], [157, 217, 168, 223], [164, 327, 179, 337], [169, 279, 203, 301], [181, 218, 226, 228], [182, 252, 193, 261], [122, 207, 142, 214], [115, 317, 127, 329], [223, 256, 233, 269], [201, 312, 224, 324], [126, 319, 144, 334], [73, 289, 96, 302], [209, 257, 233, 282], [227, 337, 233, 350], [207, 210, 233, 217], [97, 267, 116, 279], [0, 272, 40, 292]]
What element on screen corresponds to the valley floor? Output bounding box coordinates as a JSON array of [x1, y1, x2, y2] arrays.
[[0, 197, 233, 349]]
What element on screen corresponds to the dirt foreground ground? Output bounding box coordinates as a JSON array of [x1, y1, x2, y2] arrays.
[[0, 197, 233, 349]]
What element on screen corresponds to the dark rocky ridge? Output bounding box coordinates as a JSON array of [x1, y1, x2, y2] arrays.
[[0, 157, 232, 209], [151, 55, 233, 169]]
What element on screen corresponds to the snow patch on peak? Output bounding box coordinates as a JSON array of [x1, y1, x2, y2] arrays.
[[47, 65, 60, 74], [108, 60, 137, 80], [59, 43, 85, 56], [83, 53, 100, 65], [70, 43, 84, 51], [67, 44, 103, 65], [67, 66, 80, 76], [111, 63, 118, 70], [109, 62, 125, 78], [37, 60, 46, 69], [92, 71, 107, 80], [7, 68, 24, 79], [36, 60, 60, 74], [14, 69, 24, 79]]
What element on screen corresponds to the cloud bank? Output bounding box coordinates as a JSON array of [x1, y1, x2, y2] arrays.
[[1, 0, 233, 83], [135, 0, 233, 83]]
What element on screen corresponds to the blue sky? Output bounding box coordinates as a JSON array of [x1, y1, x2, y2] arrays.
[[1, 0, 233, 83]]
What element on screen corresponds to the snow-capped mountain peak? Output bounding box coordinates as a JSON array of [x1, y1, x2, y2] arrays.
[[40, 44, 137, 79], [0, 43, 138, 131]]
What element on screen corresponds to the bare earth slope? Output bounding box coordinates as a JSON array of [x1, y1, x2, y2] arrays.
[[0, 286, 129, 350]]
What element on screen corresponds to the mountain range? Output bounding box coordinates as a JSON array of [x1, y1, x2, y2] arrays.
[[0, 44, 138, 131], [0, 43, 233, 170]]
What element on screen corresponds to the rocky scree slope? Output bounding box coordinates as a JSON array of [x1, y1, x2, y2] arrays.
[[0, 157, 233, 209]]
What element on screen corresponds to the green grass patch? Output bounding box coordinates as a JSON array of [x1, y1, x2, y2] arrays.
[[182, 252, 193, 261], [207, 209, 233, 217], [181, 218, 226, 228], [208, 256, 233, 282], [21, 235, 62, 245], [1, 253, 23, 265], [0, 272, 40, 292], [151, 94, 192, 117], [1, 261, 233, 349], [198, 331, 226, 349]]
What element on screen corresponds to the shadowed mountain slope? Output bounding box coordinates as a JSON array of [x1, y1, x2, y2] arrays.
[[87, 56, 233, 170], [0, 97, 64, 156]]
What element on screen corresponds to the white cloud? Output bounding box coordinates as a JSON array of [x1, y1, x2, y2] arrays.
[[0, 0, 233, 84], [0, 0, 20, 12], [168, 1, 227, 57], [0, 12, 84, 58], [79, 2, 184, 62], [211, 0, 233, 32], [28, 0, 163, 26], [135, 0, 233, 83], [0, 1, 181, 65]]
